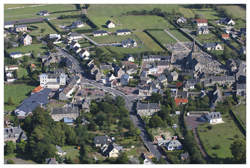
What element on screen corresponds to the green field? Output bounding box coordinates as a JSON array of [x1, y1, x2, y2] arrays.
[[6, 43, 47, 57], [61, 146, 80, 161], [195, 32, 223, 44], [133, 31, 164, 52], [92, 34, 138, 44], [28, 22, 57, 36], [197, 113, 245, 159], [4, 4, 77, 21], [168, 29, 190, 42], [217, 5, 246, 20], [232, 104, 246, 126], [4, 84, 36, 111], [17, 67, 29, 79], [148, 30, 177, 45]]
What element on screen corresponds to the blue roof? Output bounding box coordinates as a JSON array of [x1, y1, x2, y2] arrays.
[[116, 29, 131, 33], [63, 117, 74, 123]]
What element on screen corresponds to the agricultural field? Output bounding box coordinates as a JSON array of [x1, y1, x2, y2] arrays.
[[4, 4, 77, 21], [4, 84, 36, 111], [168, 29, 191, 42], [197, 113, 245, 159], [148, 30, 177, 45]]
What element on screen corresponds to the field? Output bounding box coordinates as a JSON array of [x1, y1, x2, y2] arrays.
[[133, 31, 164, 52], [28, 22, 57, 36], [6, 43, 47, 57], [148, 30, 177, 45], [4, 84, 36, 111], [61, 146, 80, 161], [168, 29, 190, 42], [17, 67, 29, 79], [231, 104, 246, 127], [92, 34, 138, 44], [217, 5, 246, 20], [4, 4, 77, 21], [197, 113, 245, 159], [195, 33, 223, 44]]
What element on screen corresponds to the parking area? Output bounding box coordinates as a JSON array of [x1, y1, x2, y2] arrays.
[[184, 115, 205, 130]]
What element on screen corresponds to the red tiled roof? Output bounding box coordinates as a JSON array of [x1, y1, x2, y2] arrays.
[[196, 19, 208, 23], [32, 85, 43, 93], [175, 98, 188, 106], [222, 34, 229, 38], [176, 82, 183, 88]]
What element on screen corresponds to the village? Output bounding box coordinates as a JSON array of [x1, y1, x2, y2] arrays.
[[4, 4, 246, 164]]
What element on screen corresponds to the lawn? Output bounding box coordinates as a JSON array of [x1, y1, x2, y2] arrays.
[[197, 113, 245, 159], [4, 4, 76, 21], [168, 29, 191, 42], [231, 104, 246, 127], [195, 32, 223, 44], [17, 67, 29, 79], [61, 146, 80, 161], [6, 43, 47, 57], [92, 34, 138, 44], [4, 84, 36, 112], [28, 22, 57, 36], [148, 30, 177, 45], [178, 7, 195, 18]]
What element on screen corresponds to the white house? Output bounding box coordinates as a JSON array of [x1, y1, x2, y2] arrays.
[[68, 32, 83, 41], [39, 73, 67, 89], [5, 65, 19, 71], [10, 52, 23, 59], [116, 29, 131, 36], [176, 17, 187, 24], [71, 20, 84, 28], [126, 55, 135, 62], [204, 112, 223, 124], [219, 17, 235, 26], [21, 34, 32, 46], [93, 30, 108, 37], [37, 10, 50, 16], [4, 22, 14, 29], [79, 50, 90, 59], [121, 38, 137, 48], [195, 19, 208, 27], [166, 139, 182, 151], [204, 42, 223, 51], [106, 20, 115, 28], [49, 34, 61, 40]]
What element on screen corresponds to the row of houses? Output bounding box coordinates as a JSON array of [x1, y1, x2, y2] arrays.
[[93, 29, 131, 37]]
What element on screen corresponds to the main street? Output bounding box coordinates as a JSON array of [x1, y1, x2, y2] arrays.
[[56, 46, 168, 162]]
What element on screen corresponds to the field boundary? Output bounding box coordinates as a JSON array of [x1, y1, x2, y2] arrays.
[[229, 109, 246, 136]]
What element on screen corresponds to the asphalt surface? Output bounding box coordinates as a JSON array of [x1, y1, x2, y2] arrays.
[[56, 46, 168, 162]]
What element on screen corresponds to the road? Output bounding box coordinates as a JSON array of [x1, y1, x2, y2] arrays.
[[57, 46, 167, 162]]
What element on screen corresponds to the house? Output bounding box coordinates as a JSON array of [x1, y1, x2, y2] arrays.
[[114, 66, 125, 78], [37, 10, 49, 16], [94, 135, 111, 147], [236, 83, 246, 97], [106, 20, 115, 28], [125, 55, 135, 62], [175, 98, 188, 106], [15, 24, 27, 32], [4, 22, 14, 29], [68, 32, 83, 40], [142, 55, 170, 62], [49, 34, 61, 40], [56, 145, 66, 156], [71, 20, 84, 28], [156, 61, 171, 74], [39, 73, 67, 89], [4, 126, 27, 142], [79, 50, 90, 60], [166, 139, 182, 151], [184, 79, 200, 90], [167, 71, 178, 82], [138, 85, 153, 97], [21, 34, 32, 46], [116, 29, 131, 36], [221, 33, 230, 40], [203, 42, 223, 51], [203, 112, 223, 124], [157, 74, 168, 86], [195, 19, 208, 27], [5, 65, 19, 71], [176, 17, 187, 24], [202, 75, 235, 87], [121, 38, 137, 48], [120, 73, 131, 86], [69, 40, 81, 49], [137, 102, 160, 117], [219, 17, 235, 26], [51, 105, 79, 121], [101, 143, 123, 158], [93, 30, 108, 37], [9, 52, 23, 59], [197, 26, 209, 35], [58, 75, 80, 100], [45, 158, 58, 164]]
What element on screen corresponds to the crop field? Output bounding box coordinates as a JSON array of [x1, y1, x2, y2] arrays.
[[4, 84, 36, 112], [148, 30, 177, 45], [4, 4, 77, 21], [197, 113, 245, 159]]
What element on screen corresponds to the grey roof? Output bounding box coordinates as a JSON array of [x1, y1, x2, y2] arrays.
[[4, 127, 27, 141], [94, 135, 110, 145], [116, 29, 131, 33], [203, 42, 220, 48], [157, 74, 167, 81], [205, 112, 221, 120], [142, 55, 171, 61], [46, 158, 58, 164], [15, 88, 51, 116], [237, 83, 246, 90], [5, 18, 44, 25], [15, 24, 27, 28], [102, 143, 122, 156], [93, 30, 107, 34], [69, 32, 82, 37], [51, 105, 79, 115], [137, 102, 160, 110]]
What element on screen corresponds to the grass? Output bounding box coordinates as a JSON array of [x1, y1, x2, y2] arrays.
[[217, 5, 246, 20], [92, 34, 138, 44], [133, 31, 164, 52], [195, 32, 223, 44], [4, 4, 76, 21], [61, 145, 80, 160], [231, 104, 246, 126], [17, 67, 29, 79], [197, 113, 245, 159], [168, 29, 191, 42], [4, 84, 36, 111], [6, 43, 47, 57], [28, 22, 57, 36], [148, 30, 177, 45]]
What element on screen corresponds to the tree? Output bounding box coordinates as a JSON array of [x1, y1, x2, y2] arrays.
[[13, 70, 18, 79], [7, 159, 14, 164], [7, 96, 15, 105], [115, 152, 129, 164], [149, 93, 162, 103], [149, 115, 164, 128], [4, 141, 16, 155], [16, 141, 27, 154], [47, 41, 54, 50], [115, 96, 125, 107], [230, 139, 246, 163]]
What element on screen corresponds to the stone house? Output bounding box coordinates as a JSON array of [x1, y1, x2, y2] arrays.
[[137, 102, 160, 117], [21, 34, 32, 46]]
